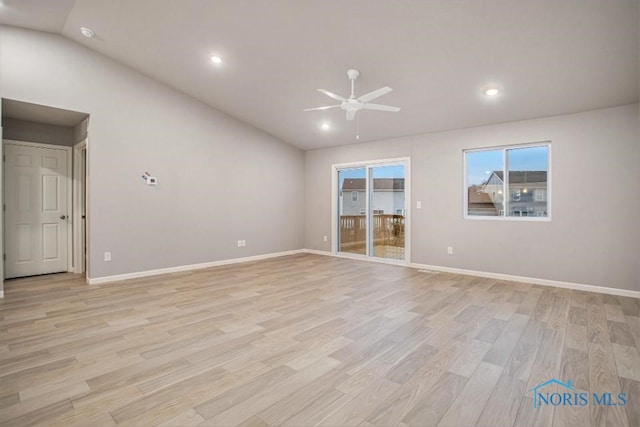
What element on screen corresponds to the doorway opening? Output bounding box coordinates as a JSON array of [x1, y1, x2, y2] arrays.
[[1, 99, 90, 282], [332, 158, 410, 264], [73, 139, 88, 275]]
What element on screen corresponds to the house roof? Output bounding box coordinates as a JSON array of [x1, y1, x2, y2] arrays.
[[529, 378, 575, 393], [467, 186, 494, 205], [342, 178, 404, 191], [490, 171, 547, 184]]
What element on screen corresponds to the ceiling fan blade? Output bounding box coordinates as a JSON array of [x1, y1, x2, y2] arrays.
[[357, 86, 392, 103], [363, 103, 400, 112], [317, 89, 347, 102], [346, 109, 357, 121], [303, 105, 341, 111]]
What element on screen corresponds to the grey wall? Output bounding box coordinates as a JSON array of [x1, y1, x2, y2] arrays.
[[1, 25, 637, 294], [306, 104, 640, 292], [73, 117, 89, 144], [0, 26, 305, 280], [0, 80, 3, 296], [2, 117, 75, 146]]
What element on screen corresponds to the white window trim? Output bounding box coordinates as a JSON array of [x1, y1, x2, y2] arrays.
[[463, 142, 551, 222]]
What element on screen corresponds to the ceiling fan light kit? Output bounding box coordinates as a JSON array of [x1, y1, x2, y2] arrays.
[[305, 69, 400, 122], [80, 27, 95, 38]]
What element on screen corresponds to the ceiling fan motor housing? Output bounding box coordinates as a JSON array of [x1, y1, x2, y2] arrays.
[[342, 99, 363, 111]]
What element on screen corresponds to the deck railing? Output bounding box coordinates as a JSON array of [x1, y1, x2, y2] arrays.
[[339, 214, 405, 248]]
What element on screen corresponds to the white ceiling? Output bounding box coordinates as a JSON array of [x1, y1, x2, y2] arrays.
[[1, 0, 638, 150]]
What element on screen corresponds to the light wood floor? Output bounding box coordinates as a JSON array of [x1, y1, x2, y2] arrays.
[[1, 254, 639, 426]]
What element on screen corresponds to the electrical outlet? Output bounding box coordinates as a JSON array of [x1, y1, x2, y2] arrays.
[[237, 240, 242, 247], [447, 246, 453, 255], [417, 201, 422, 209], [242, 240, 247, 247], [323, 235, 328, 242], [104, 252, 111, 261]]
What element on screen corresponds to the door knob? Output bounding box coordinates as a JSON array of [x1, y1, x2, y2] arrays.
[[60, 215, 67, 220]]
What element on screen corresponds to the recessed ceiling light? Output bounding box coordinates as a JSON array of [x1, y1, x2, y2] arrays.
[[210, 55, 223, 64], [80, 27, 95, 38], [484, 88, 500, 96], [321, 122, 331, 131]]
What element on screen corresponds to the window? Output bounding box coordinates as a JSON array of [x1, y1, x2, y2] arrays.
[[351, 191, 358, 202], [464, 143, 550, 220]]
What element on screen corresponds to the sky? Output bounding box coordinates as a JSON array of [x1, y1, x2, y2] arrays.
[[467, 146, 548, 187]]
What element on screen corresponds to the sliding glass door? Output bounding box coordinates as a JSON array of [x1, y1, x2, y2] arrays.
[[336, 159, 408, 262]]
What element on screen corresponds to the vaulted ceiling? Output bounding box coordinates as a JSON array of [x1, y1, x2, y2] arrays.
[[1, 0, 638, 149]]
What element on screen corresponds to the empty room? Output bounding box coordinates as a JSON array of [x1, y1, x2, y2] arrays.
[[0, 1, 639, 426]]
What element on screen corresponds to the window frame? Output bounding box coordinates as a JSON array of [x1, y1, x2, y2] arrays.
[[463, 142, 551, 221]]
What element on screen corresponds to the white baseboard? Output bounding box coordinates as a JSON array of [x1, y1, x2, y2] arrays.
[[85, 247, 639, 299], [300, 249, 333, 257], [88, 250, 304, 285], [301, 249, 409, 267], [410, 262, 640, 299]]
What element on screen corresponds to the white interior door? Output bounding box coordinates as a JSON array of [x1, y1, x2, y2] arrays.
[[4, 141, 70, 279]]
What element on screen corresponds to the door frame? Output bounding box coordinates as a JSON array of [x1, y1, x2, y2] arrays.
[[2, 139, 74, 276], [331, 157, 411, 265], [73, 139, 88, 276]]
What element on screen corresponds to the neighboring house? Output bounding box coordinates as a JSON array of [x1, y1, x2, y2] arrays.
[[341, 178, 405, 216], [479, 171, 548, 217], [467, 185, 499, 216]]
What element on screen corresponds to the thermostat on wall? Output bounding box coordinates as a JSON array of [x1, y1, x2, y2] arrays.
[[146, 176, 157, 186]]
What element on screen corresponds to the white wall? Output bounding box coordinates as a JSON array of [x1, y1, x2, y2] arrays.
[[0, 26, 305, 280], [306, 104, 640, 292]]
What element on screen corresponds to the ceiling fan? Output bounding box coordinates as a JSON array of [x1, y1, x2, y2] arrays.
[[304, 69, 400, 121]]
